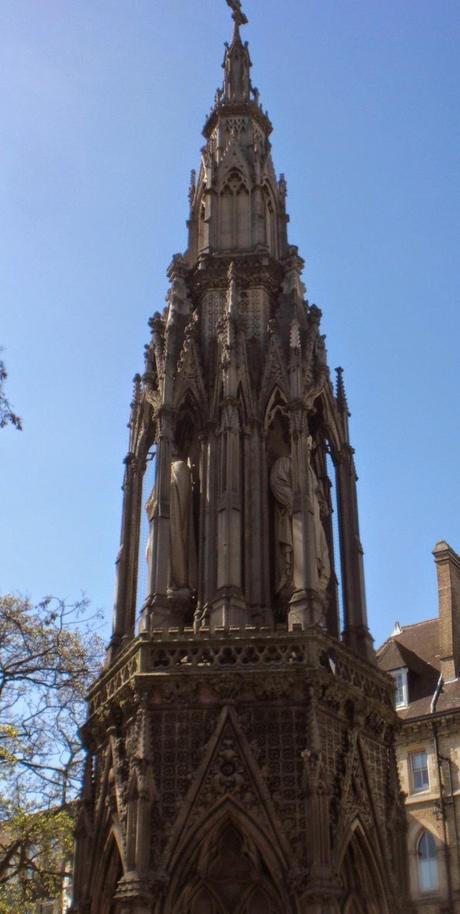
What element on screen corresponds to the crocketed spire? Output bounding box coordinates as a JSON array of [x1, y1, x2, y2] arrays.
[[223, 17, 252, 103]]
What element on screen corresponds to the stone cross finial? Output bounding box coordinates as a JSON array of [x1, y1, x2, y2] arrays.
[[226, 0, 248, 27]]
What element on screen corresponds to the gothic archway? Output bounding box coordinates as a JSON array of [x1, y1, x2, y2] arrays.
[[340, 822, 390, 914], [90, 830, 123, 914], [219, 170, 251, 250], [167, 811, 289, 914]]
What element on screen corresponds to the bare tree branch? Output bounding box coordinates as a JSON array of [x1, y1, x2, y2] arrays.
[[0, 356, 22, 431]]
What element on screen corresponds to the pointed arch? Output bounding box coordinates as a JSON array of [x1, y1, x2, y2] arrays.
[[219, 140, 251, 185], [174, 391, 204, 458], [259, 333, 290, 419], [219, 168, 251, 250], [339, 819, 391, 914], [416, 828, 439, 894], [174, 337, 208, 419], [264, 387, 289, 436], [90, 829, 123, 914], [165, 801, 290, 914], [185, 883, 227, 914]]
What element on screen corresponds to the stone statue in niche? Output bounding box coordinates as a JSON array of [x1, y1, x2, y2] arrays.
[[307, 436, 331, 593], [269, 455, 294, 594], [270, 443, 331, 597], [144, 456, 198, 605], [168, 457, 198, 603]]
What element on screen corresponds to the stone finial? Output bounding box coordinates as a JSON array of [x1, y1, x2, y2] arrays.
[[335, 366, 349, 414], [144, 343, 154, 374], [188, 169, 196, 209], [131, 374, 142, 409], [222, 6, 252, 103], [278, 173, 287, 205]]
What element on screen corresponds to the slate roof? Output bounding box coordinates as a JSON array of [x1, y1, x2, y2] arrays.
[[377, 618, 460, 721]]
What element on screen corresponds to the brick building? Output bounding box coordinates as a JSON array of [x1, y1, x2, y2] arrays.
[[378, 541, 460, 914]]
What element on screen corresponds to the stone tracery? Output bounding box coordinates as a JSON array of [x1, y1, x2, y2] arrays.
[[70, 6, 413, 914]]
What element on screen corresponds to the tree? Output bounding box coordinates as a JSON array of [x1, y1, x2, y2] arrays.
[[0, 595, 104, 913], [0, 356, 22, 430]]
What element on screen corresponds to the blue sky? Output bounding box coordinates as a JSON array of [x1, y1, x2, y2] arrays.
[[1, 0, 459, 648]]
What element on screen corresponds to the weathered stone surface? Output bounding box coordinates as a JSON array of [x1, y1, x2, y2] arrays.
[[71, 7, 412, 914]]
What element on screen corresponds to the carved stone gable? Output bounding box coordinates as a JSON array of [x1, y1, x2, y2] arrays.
[[163, 706, 290, 872]]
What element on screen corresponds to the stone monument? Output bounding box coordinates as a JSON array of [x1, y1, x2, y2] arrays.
[[70, 6, 413, 913]]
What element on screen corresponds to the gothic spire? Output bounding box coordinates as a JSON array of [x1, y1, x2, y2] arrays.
[[223, 2, 252, 104]]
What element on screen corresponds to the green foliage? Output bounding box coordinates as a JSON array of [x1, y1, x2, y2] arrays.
[[0, 595, 104, 913]]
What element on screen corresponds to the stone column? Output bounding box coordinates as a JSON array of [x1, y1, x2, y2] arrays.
[[115, 695, 155, 914], [201, 426, 218, 616], [193, 431, 208, 625], [334, 369, 373, 660], [252, 141, 266, 249], [247, 422, 272, 624], [298, 690, 341, 914], [210, 267, 247, 629], [110, 451, 140, 660], [335, 443, 373, 660], [211, 398, 245, 627], [113, 880, 153, 914], [316, 448, 340, 639], [259, 427, 272, 622]]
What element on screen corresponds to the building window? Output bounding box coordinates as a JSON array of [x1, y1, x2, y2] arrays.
[[417, 830, 438, 893], [410, 750, 429, 792], [391, 668, 408, 708]]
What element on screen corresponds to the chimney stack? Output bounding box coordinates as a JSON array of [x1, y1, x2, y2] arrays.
[[433, 541, 460, 680]]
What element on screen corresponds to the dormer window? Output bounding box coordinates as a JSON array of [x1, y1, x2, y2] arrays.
[[391, 668, 408, 708]]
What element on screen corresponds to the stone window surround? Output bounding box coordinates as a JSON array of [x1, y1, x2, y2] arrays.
[[409, 749, 430, 795]]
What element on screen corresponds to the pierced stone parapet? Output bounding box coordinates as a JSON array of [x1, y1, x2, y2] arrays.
[[87, 625, 393, 721]]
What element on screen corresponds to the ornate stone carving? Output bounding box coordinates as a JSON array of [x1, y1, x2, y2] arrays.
[[72, 6, 412, 913]]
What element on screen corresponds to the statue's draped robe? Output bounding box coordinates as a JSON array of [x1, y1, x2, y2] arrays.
[[308, 461, 331, 593], [169, 460, 198, 593], [270, 455, 331, 595], [145, 460, 198, 596], [270, 456, 294, 593]]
